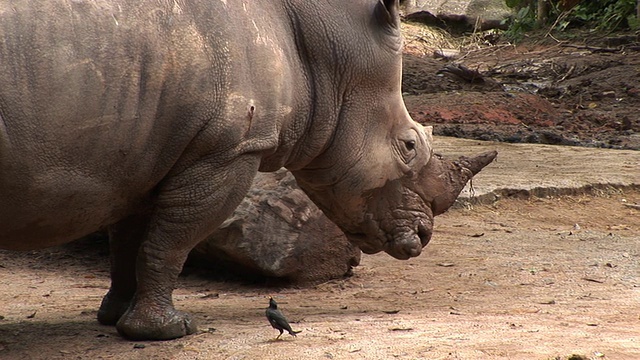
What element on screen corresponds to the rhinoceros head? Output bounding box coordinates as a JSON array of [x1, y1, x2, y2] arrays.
[[294, 136, 496, 260], [288, 0, 496, 259]]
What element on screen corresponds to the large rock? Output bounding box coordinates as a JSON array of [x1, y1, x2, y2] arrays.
[[189, 169, 361, 284], [401, 0, 512, 31]]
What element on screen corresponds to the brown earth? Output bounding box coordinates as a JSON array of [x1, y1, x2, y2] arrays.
[[1, 191, 639, 360], [402, 31, 640, 150], [1, 31, 640, 360]]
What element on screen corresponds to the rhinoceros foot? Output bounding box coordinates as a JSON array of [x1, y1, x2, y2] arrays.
[[116, 305, 198, 341]]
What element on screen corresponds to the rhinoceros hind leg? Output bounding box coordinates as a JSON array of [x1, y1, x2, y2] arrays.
[[98, 214, 148, 325]]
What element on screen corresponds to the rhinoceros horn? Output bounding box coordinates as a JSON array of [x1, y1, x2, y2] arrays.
[[420, 150, 498, 215]]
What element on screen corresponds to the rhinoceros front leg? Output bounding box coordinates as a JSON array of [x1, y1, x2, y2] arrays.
[[114, 154, 261, 340], [97, 214, 148, 326]]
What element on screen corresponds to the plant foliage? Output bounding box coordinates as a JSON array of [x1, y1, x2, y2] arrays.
[[571, 0, 638, 31], [504, 0, 639, 42]]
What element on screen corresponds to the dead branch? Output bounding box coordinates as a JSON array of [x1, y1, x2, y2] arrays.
[[623, 203, 640, 210], [560, 44, 622, 53]]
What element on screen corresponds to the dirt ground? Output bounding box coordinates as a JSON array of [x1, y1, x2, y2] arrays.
[[1, 28, 640, 360], [1, 191, 639, 360]]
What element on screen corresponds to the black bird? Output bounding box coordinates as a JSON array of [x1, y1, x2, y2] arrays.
[[265, 297, 301, 339]]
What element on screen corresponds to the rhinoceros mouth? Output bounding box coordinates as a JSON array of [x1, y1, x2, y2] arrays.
[[344, 220, 432, 260], [383, 221, 432, 260], [344, 232, 384, 255]]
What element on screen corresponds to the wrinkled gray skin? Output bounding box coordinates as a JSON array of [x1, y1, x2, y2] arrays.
[[0, 0, 495, 340]]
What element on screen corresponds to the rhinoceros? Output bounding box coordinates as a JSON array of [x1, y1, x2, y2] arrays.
[[0, 0, 496, 340]]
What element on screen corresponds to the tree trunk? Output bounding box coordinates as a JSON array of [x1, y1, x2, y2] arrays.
[[537, 0, 549, 26]]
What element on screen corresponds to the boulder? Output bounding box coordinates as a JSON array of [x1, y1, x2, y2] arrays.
[[189, 169, 361, 284], [401, 0, 512, 31]]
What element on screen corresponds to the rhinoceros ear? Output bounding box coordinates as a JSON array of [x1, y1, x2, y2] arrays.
[[374, 0, 400, 30]]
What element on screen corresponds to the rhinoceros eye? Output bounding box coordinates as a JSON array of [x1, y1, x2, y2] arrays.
[[401, 139, 417, 164], [397, 129, 419, 165], [404, 140, 416, 151]]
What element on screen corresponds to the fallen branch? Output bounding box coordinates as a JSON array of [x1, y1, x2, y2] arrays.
[[558, 64, 576, 82], [623, 203, 640, 210], [437, 63, 486, 83], [560, 44, 621, 53]]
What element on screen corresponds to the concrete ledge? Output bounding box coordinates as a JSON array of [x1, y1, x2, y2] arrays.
[[432, 136, 640, 205]]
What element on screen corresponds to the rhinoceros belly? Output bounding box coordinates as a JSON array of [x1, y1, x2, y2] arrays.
[[0, 167, 138, 250]]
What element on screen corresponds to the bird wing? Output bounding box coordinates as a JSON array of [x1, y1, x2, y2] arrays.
[[267, 309, 293, 332]]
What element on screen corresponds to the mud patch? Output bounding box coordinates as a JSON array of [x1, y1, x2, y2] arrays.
[[402, 40, 640, 149]]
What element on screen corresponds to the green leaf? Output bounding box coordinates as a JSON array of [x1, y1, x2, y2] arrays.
[[505, 0, 522, 9]]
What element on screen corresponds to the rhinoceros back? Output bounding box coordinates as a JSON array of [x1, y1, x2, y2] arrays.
[[0, 0, 259, 249]]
